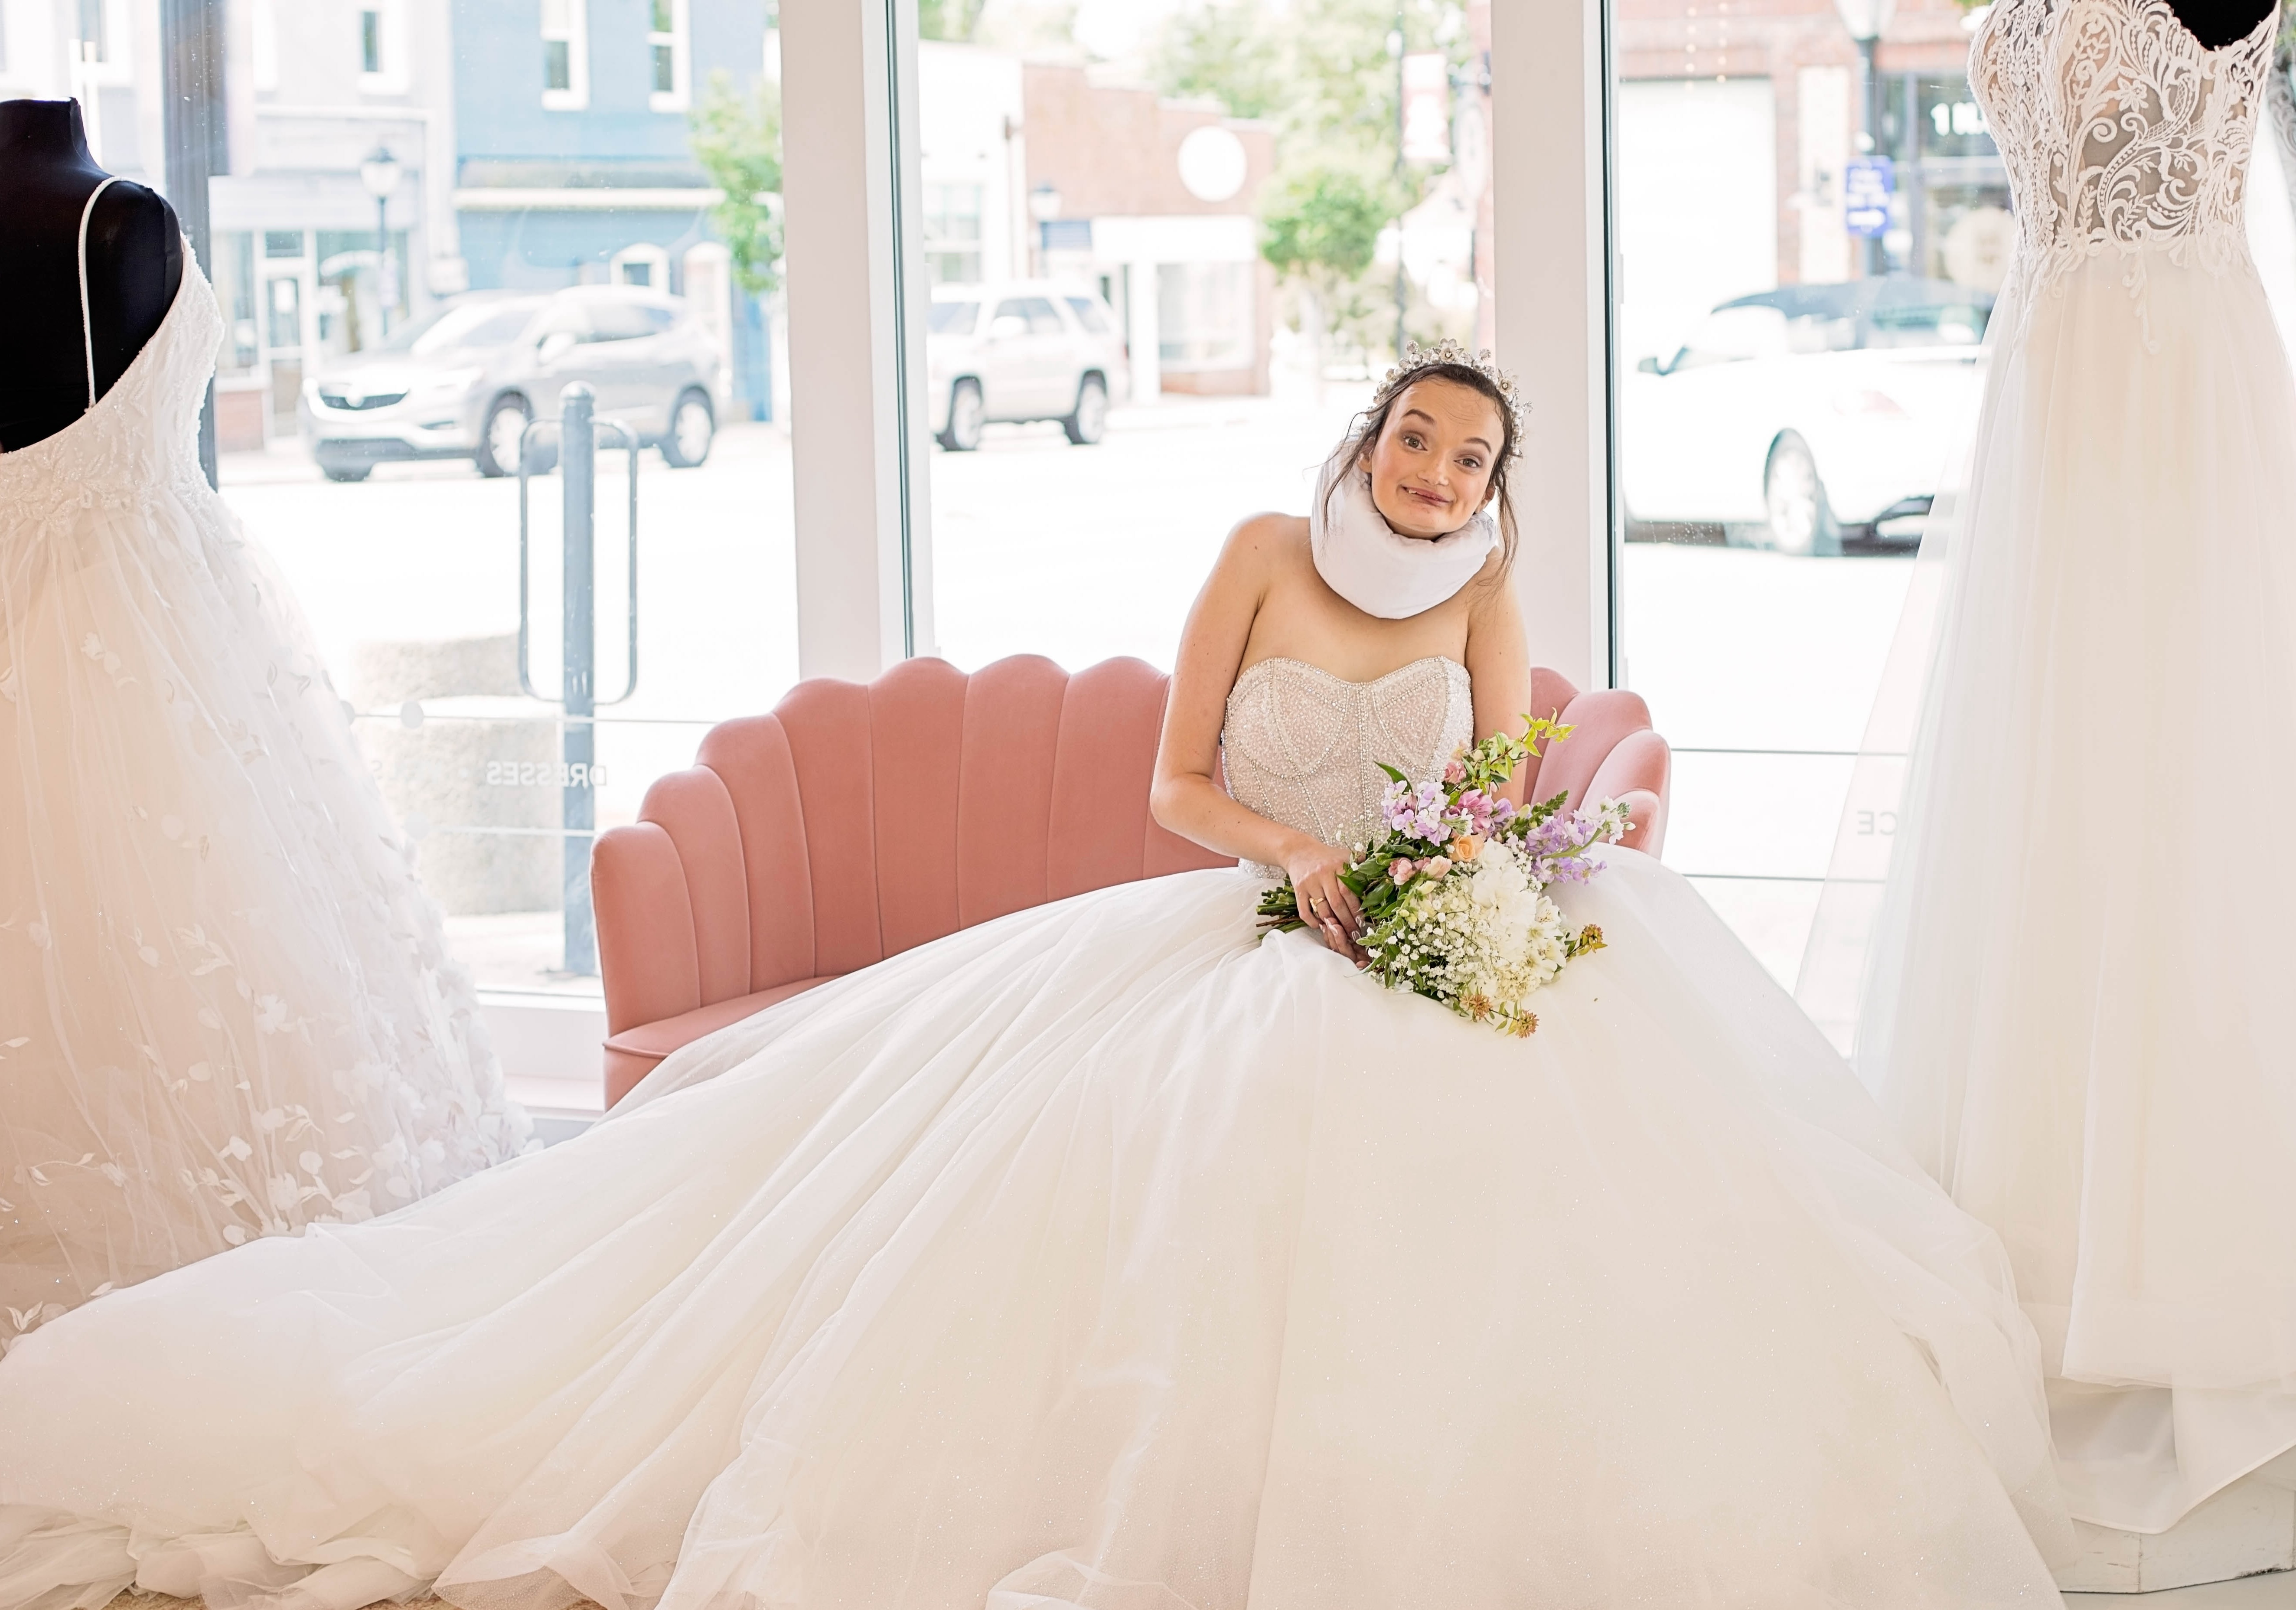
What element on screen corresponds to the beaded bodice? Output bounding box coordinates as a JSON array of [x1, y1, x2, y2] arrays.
[[1973, 0, 2273, 297], [1221, 655, 1473, 866]]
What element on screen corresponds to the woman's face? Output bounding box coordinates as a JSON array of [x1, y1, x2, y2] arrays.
[[1358, 378, 1505, 539]]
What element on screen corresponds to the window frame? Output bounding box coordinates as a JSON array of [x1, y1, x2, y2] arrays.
[[356, 0, 408, 95], [647, 0, 691, 114], [774, 0, 1612, 687], [72, 0, 134, 88], [540, 0, 589, 111]]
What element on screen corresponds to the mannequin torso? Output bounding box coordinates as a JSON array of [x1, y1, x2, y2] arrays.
[[0, 99, 184, 453]]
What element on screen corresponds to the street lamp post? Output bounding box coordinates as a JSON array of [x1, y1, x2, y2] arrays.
[[358, 144, 402, 339], [1834, 0, 1896, 276]]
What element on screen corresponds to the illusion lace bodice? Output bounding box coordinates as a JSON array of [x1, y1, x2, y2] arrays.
[[1220, 655, 1473, 864], [1974, 0, 2274, 297]]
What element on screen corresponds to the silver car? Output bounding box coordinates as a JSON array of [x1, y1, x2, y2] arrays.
[[301, 285, 723, 482], [926, 280, 1129, 451]]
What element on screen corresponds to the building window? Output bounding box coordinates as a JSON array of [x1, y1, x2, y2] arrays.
[[611, 242, 672, 289], [1157, 261, 1253, 369], [72, 0, 132, 86], [541, 0, 588, 109], [648, 0, 689, 112], [922, 183, 983, 285], [211, 233, 261, 373], [357, 0, 406, 93]]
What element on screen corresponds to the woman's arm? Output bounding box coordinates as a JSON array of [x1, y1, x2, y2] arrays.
[[1462, 555, 1533, 808], [1150, 516, 1367, 951]]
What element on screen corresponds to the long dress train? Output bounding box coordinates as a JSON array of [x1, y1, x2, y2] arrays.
[[0, 656, 2067, 1607], [0, 245, 528, 1353], [1801, 0, 2296, 1534]]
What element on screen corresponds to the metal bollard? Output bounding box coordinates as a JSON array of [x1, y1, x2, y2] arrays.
[[517, 382, 640, 977], [558, 384, 597, 975]]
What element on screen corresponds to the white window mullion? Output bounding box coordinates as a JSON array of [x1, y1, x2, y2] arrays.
[[1491, 0, 1614, 689], [780, 0, 934, 676]]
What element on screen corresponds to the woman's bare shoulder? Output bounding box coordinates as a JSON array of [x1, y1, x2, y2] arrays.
[[1206, 512, 1311, 591], [1226, 510, 1309, 558]]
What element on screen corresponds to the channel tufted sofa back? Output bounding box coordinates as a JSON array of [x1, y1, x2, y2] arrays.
[[590, 654, 1670, 1106]]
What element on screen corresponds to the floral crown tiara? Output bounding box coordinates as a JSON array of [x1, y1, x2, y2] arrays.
[[1375, 339, 1527, 459]]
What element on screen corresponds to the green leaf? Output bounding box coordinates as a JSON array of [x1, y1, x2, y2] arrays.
[[688, 72, 783, 296]]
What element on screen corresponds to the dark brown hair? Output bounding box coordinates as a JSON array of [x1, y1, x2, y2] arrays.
[[1319, 361, 1522, 572]]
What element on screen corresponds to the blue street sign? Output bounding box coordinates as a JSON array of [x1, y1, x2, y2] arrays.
[[1844, 155, 1895, 238]]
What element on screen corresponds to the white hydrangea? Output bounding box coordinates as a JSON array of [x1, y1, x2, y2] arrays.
[[1363, 839, 1585, 1035]]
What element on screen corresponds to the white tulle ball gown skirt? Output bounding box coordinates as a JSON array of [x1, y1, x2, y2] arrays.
[[0, 260, 528, 1354], [1838, 232, 2296, 1534], [0, 851, 2068, 1609]]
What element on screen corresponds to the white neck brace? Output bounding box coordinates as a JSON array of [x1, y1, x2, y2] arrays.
[[1309, 462, 1499, 620]]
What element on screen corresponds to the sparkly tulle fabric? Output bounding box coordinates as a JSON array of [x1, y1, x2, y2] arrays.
[[0, 656, 2068, 1609], [1801, 0, 2296, 1533], [0, 255, 528, 1352]]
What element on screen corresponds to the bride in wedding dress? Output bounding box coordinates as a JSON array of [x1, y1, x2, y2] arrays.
[[0, 352, 2071, 1609], [1801, 0, 2296, 1538], [0, 116, 528, 1358]]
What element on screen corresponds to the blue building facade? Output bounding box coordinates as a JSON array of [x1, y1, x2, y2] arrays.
[[450, 0, 777, 418]]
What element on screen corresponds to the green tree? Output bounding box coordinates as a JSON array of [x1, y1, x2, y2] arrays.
[[1152, 0, 1284, 122], [1259, 164, 1391, 395], [1154, 0, 1468, 364], [920, 0, 985, 39], [688, 72, 783, 295]]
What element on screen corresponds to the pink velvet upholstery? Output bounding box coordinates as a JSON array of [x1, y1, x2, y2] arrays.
[[591, 655, 1671, 1107]]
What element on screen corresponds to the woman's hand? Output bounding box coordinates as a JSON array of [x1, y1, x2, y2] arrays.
[[1282, 835, 1365, 962]]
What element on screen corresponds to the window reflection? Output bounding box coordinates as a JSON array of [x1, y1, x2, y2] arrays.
[[1613, 0, 2004, 981]]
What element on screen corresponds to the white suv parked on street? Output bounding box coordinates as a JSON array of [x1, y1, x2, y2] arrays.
[[926, 281, 1129, 451]]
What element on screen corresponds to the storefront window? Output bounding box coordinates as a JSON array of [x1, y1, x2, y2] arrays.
[[1873, 73, 2013, 286], [0, 0, 801, 1011], [1611, 0, 1997, 984], [916, 0, 1482, 675]]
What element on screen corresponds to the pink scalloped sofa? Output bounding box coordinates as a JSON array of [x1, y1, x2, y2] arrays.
[[590, 654, 1671, 1107]]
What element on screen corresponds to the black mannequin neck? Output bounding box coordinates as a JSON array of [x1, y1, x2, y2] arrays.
[[0, 98, 184, 452], [0, 98, 104, 168], [2164, 0, 2276, 50]]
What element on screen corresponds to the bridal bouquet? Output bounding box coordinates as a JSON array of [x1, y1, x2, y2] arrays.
[[1258, 718, 1629, 1036]]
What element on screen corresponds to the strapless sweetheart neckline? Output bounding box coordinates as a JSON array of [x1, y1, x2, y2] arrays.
[[1234, 653, 1465, 689]]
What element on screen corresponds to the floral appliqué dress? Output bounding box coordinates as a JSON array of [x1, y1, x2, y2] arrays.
[[0, 243, 528, 1352]]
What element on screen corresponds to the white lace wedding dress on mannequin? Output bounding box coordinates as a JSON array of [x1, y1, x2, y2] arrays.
[[0, 210, 528, 1353], [0, 654, 2069, 1608], [1800, 0, 2296, 1538]]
